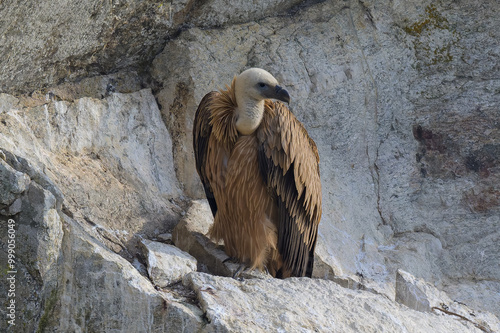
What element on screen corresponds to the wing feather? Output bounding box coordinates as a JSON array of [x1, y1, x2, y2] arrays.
[[258, 102, 322, 277], [193, 91, 219, 217]]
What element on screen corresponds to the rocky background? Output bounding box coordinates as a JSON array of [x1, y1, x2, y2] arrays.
[[1, 0, 499, 332]]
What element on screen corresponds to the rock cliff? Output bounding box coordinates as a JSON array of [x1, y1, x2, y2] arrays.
[[1, 0, 499, 332]]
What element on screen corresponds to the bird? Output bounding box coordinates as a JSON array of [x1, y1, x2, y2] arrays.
[[193, 68, 322, 278]]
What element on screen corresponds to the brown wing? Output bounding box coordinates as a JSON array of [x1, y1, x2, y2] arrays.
[[193, 91, 219, 217], [257, 102, 322, 277]]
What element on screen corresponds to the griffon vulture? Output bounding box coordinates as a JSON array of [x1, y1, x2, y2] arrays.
[[193, 68, 322, 278]]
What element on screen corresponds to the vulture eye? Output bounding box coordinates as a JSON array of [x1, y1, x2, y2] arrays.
[[258, 82, 266, 88]]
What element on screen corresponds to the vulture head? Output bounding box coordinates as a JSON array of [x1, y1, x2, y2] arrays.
[[234, 68, 290, 135]]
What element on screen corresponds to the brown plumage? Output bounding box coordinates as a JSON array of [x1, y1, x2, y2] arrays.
[[193, 68, 321, 278]]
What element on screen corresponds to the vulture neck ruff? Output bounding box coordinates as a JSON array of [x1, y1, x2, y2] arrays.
[[208, 79, 239, 148]]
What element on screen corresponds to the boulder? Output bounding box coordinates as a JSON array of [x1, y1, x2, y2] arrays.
[[172, 200, 243, 277], [140, 239, 197, 287]]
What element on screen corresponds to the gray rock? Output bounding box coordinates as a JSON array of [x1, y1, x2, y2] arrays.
[[396, 269, 500, 333], [7, 197, 22, 215], [0, 94, 19, 113], [0, 0, 499, 331], [0, 0, 304, 95], [0, 89, 183, 255], [0, 153, 63, 332], [184, 272, 485, 333], [0, 0, 180, 94], [140, 239, 197, 287], [172, 200, 237, 277], [0, 157, 30, 206], [0, 155, 62, 280], [152, 0, 500, 317], [157, 232, 173, 243], [0, 154, 204, 332], [1, 150, 64, 211], [57, 216, 204, 332], [185, 0, 304, 28], [396, 269, 432, 312]]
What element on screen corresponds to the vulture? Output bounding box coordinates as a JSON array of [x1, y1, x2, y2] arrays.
[[193, 68, 322, 278]]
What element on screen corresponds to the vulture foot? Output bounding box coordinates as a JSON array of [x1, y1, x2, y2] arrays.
[[232, 264, 247, 281]]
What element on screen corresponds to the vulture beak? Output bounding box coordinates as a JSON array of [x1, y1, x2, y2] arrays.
[[274, 85, 291, 104]]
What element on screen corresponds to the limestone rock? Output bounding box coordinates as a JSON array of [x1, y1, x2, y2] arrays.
[[0, 155, 63, 280], [152, 0, 500, 316], [0, 89, 183, 256], [0, 0, 304, 95], [172, 200, 236, 277], [1, 0, 499, 331], [0, 150, 205, 332], [184, 272, 484, 333], [57, 217, 204, 332], [396, 269, 431, 312], [0, 94, 19, 113], [0, 157, 30, 206], [0, 152, 63, 332], [140, 239, 197, 287], [185, 0, 303, 28], [157, 232, 173, 243], [396, 269, 500, 333], [0, 0, 182, 94]]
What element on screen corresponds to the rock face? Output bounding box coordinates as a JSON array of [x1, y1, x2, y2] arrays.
[[0, 153, 63, 332], [152, 0, 500, 314], [0, 0, 304, 95], [57, 217, 204, 333], [1, 0, 499, 332], [0, 85, 183, 257]]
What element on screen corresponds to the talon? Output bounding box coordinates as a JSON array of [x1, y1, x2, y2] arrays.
[[232, 264, 246, 280]]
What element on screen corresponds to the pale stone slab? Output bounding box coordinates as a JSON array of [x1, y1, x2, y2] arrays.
[[140, 239, 198, 287]]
